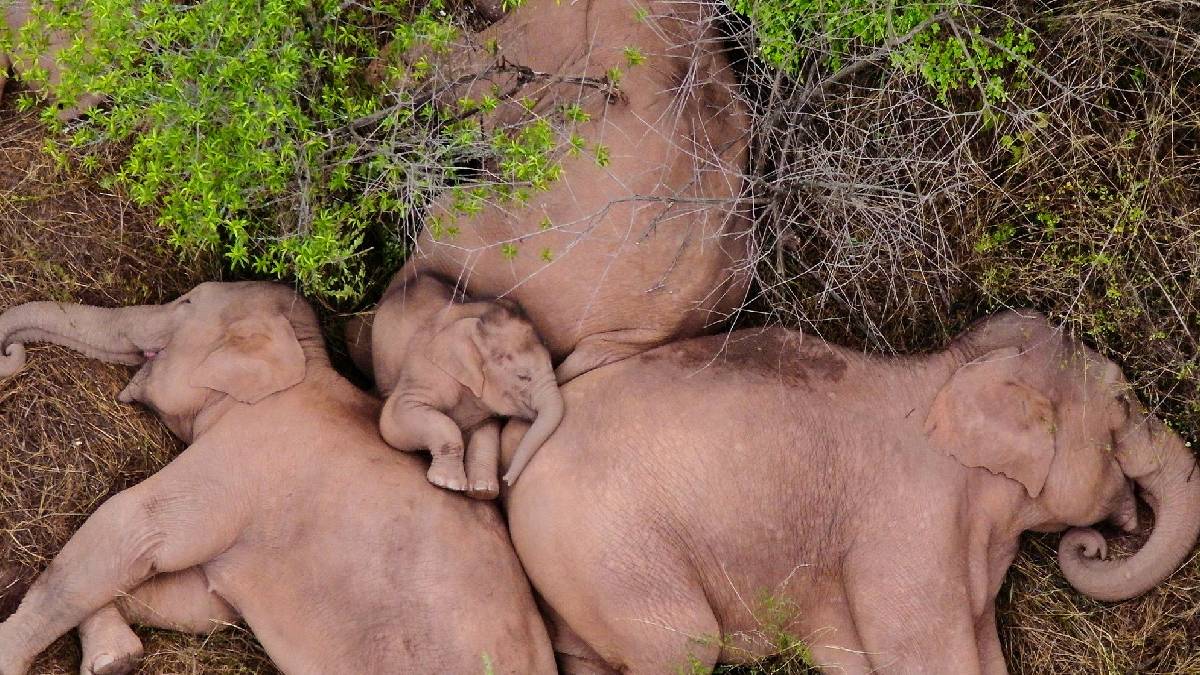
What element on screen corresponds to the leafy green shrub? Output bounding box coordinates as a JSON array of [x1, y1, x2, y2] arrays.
[[728, 0, 1034, 104], [5, 0, 577, 304], [5, 0, 1037, 305]]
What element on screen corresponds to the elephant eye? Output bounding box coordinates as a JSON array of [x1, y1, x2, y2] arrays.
[[1115, 393, 1130, 412], [1111, 393, 1134, 427]]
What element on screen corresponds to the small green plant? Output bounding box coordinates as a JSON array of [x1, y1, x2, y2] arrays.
[[624, 45, 646, 67], [605, 66, 623, 87], [677, 591, 816, 674], [594, 143, 611, 167], [974, 222, 1016, 253], [729, 0, 1036, 105]]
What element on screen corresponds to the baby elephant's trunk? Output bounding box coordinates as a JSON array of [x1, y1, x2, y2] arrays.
[[502, 380, 564, 486]]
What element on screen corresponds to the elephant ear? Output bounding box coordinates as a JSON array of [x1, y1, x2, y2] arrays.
[[925, 346, 1057, 498], [429, 317, 485, 399], [191, 314, 307, 404]]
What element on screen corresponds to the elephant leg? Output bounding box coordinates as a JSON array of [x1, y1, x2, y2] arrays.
[[77, 605, 142, 675], [115, 567, 238, 633], [536, 564, 719, 673], [465, 420, 501, 500], [0, 475, 244, 674], [547, 614, 619, 675], [78, 568, 238, 675], [583, 594, 719, 673], [558, 653, 619, 675], [800, 595, 872, 675], [380, 397, 469, 491], [844, 560, 983, 674], [976, 602, 1008, 675]]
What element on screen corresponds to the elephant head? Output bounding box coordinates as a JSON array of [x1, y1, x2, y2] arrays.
[[424, 301, 564, 485], [0, 282, 320, 440], [925, 310, 1200, 602]]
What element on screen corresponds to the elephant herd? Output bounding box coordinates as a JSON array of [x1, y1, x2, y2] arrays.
[[2, 0, 1199, 674]]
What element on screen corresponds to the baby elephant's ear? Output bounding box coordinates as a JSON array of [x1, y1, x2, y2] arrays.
[[430, 317, 485, 399], [191, 314, 307, 404], [925, 346, 1057, 498]]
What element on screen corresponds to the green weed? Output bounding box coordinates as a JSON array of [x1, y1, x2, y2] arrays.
[[5, 0, 579, 304], [728, 0, 1034, 105]]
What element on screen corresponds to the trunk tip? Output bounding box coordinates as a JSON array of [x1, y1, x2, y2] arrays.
[[0, 343, 27, 379], [1060, 527, 1108, 561]]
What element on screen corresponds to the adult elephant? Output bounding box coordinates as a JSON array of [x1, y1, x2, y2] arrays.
[[0, 284, 556, 675], [349, 0, 751, 383], [499, 310, 1200, 673]]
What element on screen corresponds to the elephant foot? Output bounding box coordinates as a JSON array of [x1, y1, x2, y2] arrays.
[[78, 608, 143, 675], [427, 463, 468, 492], [466, 480, 500, 500], [85, 650, 141, 675]]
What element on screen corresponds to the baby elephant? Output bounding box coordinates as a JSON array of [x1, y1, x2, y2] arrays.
[[371, 275, 563, 498]]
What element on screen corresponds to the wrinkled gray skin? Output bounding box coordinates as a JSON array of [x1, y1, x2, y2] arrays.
[[1, 1, 102, 120], [373, 275, 564, 498], [348, 0, 751, 384], [0, 282, 554, 675], [499, 311, 1200, 673]]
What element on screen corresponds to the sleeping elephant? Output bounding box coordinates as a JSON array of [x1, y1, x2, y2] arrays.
[[348, 0, 751, 384], [497, 310, 1200, 673], [373, 274, 563, 497], [0, 282, 555, 675]]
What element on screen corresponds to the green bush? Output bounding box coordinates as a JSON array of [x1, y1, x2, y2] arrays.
[[729, 0, 1034, 104], [4, 0, 1038, 304], [6, 0, 575, 304]]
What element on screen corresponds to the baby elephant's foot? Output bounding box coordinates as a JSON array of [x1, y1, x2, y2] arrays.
[[466, 479, 499, 500], [427, 463, 469, 492]]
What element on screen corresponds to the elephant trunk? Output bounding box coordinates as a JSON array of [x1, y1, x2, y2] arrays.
[[1058, 426, 1200, 602], [502, 379, 564, 486], [0, 302, 163, 378]]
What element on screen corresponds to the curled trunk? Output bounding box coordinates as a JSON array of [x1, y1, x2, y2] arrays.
[[1059, 427, 1200, 602], [503, 380, 565, 486]]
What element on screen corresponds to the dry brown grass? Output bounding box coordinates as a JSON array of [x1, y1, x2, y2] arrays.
[[999, 532, 1200, 674], [0, 94, 277, 673]]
